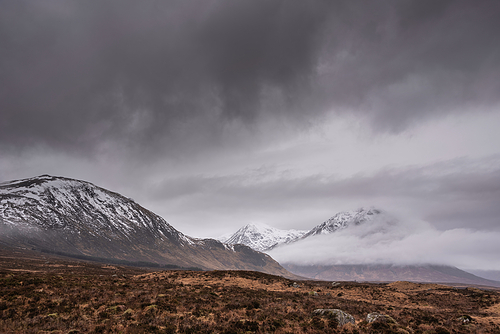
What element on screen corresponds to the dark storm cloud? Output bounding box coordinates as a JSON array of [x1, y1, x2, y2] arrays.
[[315, 0, 500, 131], [0, 0, 331, 151], [1, 0, 499, 152]]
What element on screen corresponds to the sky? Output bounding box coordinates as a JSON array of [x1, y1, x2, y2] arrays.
[[1, 1, 500, 269]]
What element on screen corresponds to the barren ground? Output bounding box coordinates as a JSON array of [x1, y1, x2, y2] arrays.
[[1, 247, 499, 333]]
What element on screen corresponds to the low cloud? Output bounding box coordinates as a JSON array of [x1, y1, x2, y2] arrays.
[[267, 213, 500, 271], [140, 155, 500, 235]]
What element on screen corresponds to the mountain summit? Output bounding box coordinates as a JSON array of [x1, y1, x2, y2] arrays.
[[0, 174, 185, 244], [0, 175, 290, 276], [222, 223, 306, 252]]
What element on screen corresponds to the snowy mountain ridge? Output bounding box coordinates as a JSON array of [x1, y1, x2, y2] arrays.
[[0, 174, 185, 243], [301, 207, 383, 238], [222, 223, 307, 252], [222, 207, 386, 252]]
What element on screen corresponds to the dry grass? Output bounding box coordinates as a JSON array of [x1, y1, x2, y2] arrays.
[[1, 248, 500, 333]]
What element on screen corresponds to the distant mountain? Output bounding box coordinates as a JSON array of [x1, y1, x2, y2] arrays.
[[222, 223, 307, 252], [222, 208, 385, 251], [282, 263, 500, 287], [0, 175, 291, 276], [223, 207, 500, 287], [301, 207, 385, 238], [467, 269, 500, 282]]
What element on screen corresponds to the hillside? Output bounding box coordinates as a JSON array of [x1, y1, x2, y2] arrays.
[[1, 246, 499, 333], [0, 175, 290, 276]]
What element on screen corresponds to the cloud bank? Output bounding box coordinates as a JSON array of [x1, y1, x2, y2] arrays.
[[139, 155, 500, 236], [267, 213, 500, 271]]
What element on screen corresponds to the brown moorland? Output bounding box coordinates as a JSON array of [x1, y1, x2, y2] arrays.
[[1, 247, 500, 333]]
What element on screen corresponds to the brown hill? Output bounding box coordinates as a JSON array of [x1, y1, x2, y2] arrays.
[[283, 263, 500, 287]]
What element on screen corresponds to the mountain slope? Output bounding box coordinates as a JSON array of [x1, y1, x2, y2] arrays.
[[223, 223, 306, 252], [0, 175, 290, 276], [468, 270, 500, 282], [301, 207, 386, 238]]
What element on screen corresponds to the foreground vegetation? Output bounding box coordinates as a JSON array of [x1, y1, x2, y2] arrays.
[[1, 249, 500, 333]]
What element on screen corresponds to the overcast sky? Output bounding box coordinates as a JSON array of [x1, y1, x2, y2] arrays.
[[1, 0, 499, 266]]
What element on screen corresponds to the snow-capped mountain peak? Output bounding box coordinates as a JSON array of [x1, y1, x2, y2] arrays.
[[222, 208, 388, 253], [223, 223, 307, 252], [302, 207, 383, 238]]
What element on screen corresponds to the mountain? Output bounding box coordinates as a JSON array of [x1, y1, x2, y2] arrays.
[[301, 207, 385, 238], [0, 175, 291, 276], [222, 208, 385, 251], [467, 269, 500, 282], [224, 208, 500, 287], [222, 223, 307, 252], [282, 263, 500, 287]]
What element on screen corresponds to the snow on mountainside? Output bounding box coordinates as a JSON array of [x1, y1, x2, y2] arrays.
[[301, 207, 384, 238], [0, 174, 185, 243], [0, 175, 292, 276], [223, 223, 307, 252]]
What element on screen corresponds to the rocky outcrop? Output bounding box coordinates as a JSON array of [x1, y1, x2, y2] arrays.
[[312, 309, 355, 327], [366, 312, 397, 324]]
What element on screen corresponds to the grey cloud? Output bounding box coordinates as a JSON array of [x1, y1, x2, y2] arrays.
[[1, 0, 499, 154], [316, 1, 500, 132], [267, 217, 500, 270], [0, 0, 331, 152], [144, 156, 500, 233]]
